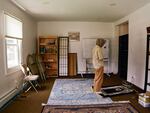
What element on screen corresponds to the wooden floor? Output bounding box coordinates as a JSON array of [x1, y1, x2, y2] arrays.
[[0, 78, 55, 113], [0, 75, 150, 113], [103, 75, 150, 113]]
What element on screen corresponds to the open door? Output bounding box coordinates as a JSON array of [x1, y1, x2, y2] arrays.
[[117, 22, 128, 80], [118, 34, 128, 80]]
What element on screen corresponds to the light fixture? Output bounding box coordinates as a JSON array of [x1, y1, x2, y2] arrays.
[[11, 0, 26, 11], [109, 3, 116, 6], [40, 0, 51, 5]]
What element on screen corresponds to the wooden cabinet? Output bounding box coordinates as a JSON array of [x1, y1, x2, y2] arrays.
[[38, 36, 58, 77]]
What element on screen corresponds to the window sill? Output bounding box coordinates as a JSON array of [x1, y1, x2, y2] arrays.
[[6, 66, 21, 76]]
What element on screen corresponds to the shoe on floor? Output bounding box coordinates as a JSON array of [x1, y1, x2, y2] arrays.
[[91, 86, 102, 94], [95, 91, 102, 94], [91, 86, 95, 92]]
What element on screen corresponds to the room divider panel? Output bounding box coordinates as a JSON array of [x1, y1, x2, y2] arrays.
[[145, 27, 150, 91], [58, 37, 69, 76]]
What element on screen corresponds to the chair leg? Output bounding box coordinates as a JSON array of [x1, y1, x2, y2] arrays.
[[35, 81, 41, 88], [25, 86, 32, 93], [81, 72, 84, 78], [42, 73, 46, 81], [39, 71, 44, 81], [28, 81, 38, 93], [41, 72, 46, 81]]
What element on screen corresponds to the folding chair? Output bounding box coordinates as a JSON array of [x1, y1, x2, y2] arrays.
[[20, 64, 40, 93], [35, 54, 46, 81], [27, 54, 46, 81]]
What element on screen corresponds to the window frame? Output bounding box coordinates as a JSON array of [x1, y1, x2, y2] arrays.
[[4, 12, 23, 74]]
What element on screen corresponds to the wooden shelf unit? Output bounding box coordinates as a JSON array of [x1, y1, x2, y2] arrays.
[[38, 36, 58, 77]]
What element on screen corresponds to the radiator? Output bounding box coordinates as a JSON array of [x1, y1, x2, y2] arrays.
[[0, 88, 17, 101]]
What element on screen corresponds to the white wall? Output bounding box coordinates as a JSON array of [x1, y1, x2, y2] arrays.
[[114, 3, 150, 89], [0, 0, 37, 107], [38, 21, 114, 73]]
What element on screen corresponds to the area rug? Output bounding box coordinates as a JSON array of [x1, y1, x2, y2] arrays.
[[42, 103, 139, 113], [47, 79, 112, 105]]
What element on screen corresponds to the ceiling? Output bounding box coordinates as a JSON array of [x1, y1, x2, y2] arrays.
[[12, 0, 150, 22]]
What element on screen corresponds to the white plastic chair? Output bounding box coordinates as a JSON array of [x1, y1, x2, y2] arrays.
[[20, 64, 40, 93]]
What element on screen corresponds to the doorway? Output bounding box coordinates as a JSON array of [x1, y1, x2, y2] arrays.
[[118, 34, 128, 80], [117, 22, 128, 80]]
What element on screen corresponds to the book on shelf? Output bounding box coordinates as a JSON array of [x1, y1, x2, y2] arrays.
[[40, 47, 46, 54]]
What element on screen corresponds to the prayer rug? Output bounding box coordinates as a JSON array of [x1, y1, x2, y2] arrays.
[[47, 79, 112, 105]]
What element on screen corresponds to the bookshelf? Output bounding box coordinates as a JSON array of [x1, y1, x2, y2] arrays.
[[38, 36, 58, 77]]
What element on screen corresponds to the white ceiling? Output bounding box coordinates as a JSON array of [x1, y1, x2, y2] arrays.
[[13, 0, 150, 22]]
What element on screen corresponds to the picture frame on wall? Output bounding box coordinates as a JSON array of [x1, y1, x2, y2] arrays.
[[68, 32, 80, 41]]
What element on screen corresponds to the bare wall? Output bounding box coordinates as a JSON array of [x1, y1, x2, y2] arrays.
[[114, 3, 150, 90], [0, 0, 37, 107]]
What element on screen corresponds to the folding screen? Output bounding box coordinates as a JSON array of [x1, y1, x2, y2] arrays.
[[58, 37, 69, 76]]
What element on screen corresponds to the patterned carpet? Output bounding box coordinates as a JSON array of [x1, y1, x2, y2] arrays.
[[47, 79, 112, 105], [42, 103, 139, 113]]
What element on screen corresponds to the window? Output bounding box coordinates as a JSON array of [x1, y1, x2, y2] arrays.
[[4, 13, 22, 72]]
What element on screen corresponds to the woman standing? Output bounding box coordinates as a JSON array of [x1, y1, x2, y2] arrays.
[[92, 38, 106, 92]]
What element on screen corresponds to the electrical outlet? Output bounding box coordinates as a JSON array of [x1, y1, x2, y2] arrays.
[[131, 76, 135, 83]]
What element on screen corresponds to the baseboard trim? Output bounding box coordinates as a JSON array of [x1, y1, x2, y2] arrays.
[[0, 88, 17, 101], [0, 87, 23, 112]]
